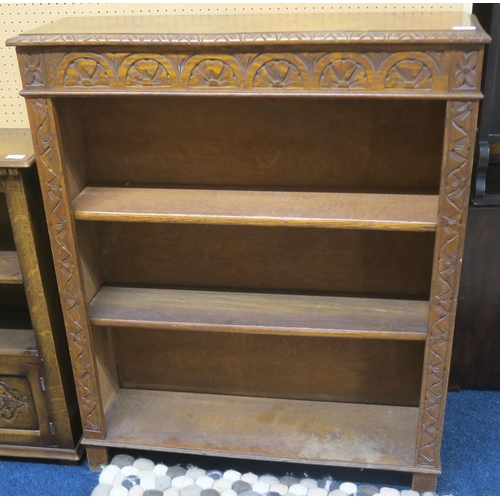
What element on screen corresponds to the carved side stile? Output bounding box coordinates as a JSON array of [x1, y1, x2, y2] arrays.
[[416, 100, 479, 467], [25, 98, 105, 438]]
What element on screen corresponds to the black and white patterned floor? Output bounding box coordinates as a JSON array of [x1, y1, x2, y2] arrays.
[[92, 456, 443, 496]]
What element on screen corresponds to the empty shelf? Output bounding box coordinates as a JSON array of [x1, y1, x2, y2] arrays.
[[0, 310, 37, 360], [89, 286, 428, 340], [0, 251, 22, 284], [73, 187, 439, 231], [82, 388, 419, 470]]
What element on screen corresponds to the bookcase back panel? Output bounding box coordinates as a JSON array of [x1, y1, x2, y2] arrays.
[[65, 97, 445, 192], [0, 194, 13, 240], [0, 284, 29, 311], [85, 221, 435, 297], [110, 327, 424, 407]]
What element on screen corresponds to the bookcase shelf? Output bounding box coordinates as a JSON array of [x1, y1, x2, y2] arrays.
[[84, 388, 420, 471], [89, 285, 428, 341], [0, 250, 22, 284], [10, 11, 488, 491], [73, 186, 439, 231]]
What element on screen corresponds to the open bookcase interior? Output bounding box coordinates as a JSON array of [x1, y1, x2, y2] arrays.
[[51, 95, 443, 426], [58, 96, 445, 191]]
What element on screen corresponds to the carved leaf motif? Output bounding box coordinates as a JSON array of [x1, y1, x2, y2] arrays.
[[125, 59, 172, 87], [64, 58, 110, 87], [12, 30, 489, 46], [385, 60, 433, 89], [188, 60, 237, 88], [453, 52, 478, 89], [31, 99, 101, 433], [319, 59, 368, 89], [254, 60, 304, 88], [417, 102, 475, 466], [0, 381, 29, 421], [22, 53, 44, 86]]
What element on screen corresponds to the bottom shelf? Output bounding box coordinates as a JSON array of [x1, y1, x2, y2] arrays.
[[0, 309, 37, 361], [85, 389, 419, 471]]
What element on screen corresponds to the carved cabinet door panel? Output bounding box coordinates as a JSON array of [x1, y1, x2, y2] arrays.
[[0, 363, 55, 446]]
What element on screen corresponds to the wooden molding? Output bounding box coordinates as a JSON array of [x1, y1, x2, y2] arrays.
[[416, 100, 479, 467], [25, 97, 105, 438]]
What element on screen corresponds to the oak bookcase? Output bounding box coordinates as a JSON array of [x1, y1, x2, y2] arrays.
[[8, 11, 489, 490], [0, 129, 81, 459]]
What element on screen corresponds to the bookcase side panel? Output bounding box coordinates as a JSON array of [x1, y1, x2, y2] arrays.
[[24, 96, 106, 439], [416, 99, 479, 468]]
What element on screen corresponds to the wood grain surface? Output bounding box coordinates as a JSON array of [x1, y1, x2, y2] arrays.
[[81, 97, 445, 191], [0, 328, 37, 357], [112, 328, 425, 406], [87, 222, 435, 297], [90, 285, 428, 340], [73, 187, 439, 231], [83, 388, 419, 470]]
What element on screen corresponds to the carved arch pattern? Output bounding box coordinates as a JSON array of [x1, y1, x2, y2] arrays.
[[253, 60, 304, 89], [63, 57, 111, 87], [0, 381, 30, 421], [120, 54, 178, 87], [417, 101, 477, 466], [29, 98, 103, 436], [319, 58, 368, 89], [384, 59, 433, 89], [125, 59, 172, 87], [188, 59, 238, 88], [50, 50, 471, 93]]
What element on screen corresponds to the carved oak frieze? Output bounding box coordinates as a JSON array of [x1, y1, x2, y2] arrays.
[[64, 58, 111, 87], [188, 59, 238, 88], [125, 59, 172, 87], [49, 51, 454, 93], [385, 60, 433, 89], [253, 60, 304, 89], [319, 59, 368, 89]]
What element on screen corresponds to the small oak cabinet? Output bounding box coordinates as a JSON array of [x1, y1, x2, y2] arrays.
[[0, 129, 81, 459], [8, 11, 489, 490]]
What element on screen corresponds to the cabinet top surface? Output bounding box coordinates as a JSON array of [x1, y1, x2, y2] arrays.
[[0, 129, 35, 169], [7, 11, 489, 46]]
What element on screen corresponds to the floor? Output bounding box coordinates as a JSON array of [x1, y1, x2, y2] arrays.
[[0, 390, 498, 496]]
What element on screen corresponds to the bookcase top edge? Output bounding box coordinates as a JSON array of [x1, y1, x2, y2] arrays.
[[7, 12, 490, 47]]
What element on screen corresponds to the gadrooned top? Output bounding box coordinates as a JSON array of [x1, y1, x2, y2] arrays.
[[6, 12, 491, 47]]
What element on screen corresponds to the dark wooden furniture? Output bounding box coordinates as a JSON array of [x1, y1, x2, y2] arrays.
[[8, 12, 489, 490], [452, 206, 500, 390], [451, 4, 500, 391], [0, 129, 81, 460], [472, 3, 500, 204]]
